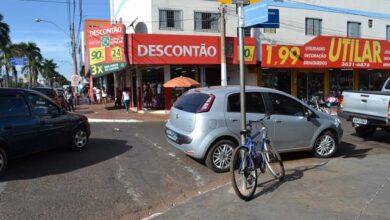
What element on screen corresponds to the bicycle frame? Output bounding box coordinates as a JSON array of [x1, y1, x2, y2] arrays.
[[241, 124, 268, 170]]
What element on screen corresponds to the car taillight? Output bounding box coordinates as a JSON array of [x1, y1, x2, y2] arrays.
[[197, 94, 215, 113], [388, 100, 390, 119]]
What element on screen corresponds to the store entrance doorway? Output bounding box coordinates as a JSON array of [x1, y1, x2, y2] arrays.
[[205, 67, 221, 86], [297, 72, 324, 100]]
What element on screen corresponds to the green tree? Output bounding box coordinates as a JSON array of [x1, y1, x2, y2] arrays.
[[0, 14, 10, 47], [20, 42, 43, 86], [41, 59, 58, 86], [0, 14, 11, 87]]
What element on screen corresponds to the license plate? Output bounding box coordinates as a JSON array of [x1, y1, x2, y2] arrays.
[[166, 129, 178, 142], [353, 117, 368, 125]]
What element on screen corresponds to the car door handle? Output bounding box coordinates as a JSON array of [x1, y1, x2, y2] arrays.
[[229, 118, 239, 122], [275, 120, 283, 123]]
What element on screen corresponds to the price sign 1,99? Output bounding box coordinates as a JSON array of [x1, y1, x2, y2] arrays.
[[89, 47, 106, 65], [265, 45, 301, 66]]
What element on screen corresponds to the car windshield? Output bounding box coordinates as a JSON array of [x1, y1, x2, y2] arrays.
[[173, 92, 209, 113]]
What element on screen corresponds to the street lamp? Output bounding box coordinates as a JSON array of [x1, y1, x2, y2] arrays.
[[35, 18, 78, 77]]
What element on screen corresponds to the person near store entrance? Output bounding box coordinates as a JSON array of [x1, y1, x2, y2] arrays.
[[122, 88, 130, 113], [101, 87, 107, 104], [157, 82, 163, 109], [143, 83, 153, 108], [115, 87, 122, 108], [95, 87, 101, 104]]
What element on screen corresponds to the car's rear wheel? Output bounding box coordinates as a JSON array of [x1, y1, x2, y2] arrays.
[[0, 147, 8, 177], [72, 127, 89, 150], [313, 131, 338, 158], [206, 139, 236, 173]]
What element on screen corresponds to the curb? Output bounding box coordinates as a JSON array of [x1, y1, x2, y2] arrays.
[[87, 118, 143, 123]]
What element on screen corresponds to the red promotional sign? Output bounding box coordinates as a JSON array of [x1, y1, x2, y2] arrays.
[[128, 34, 220, 64], [262, 36, 390, 69], [226, 37, 257, 64], [86, 24, 127, 77]]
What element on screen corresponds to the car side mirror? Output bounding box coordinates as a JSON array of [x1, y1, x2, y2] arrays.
[[305, 109, 314, 121]]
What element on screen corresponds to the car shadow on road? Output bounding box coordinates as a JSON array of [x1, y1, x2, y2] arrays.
[[279, 141, 372, 162], [1, 138, 132, 182], [351, 130, 390, 144], [252, 162, 329, 200], [337, 141, 372, 159]]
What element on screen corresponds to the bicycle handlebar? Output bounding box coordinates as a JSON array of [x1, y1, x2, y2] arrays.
[[247, 115, 270, 127]]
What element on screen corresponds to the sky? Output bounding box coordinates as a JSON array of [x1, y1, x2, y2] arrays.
[[1, 0, 110, 80]]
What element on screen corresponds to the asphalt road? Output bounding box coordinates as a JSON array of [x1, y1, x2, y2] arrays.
[[0, 119, 389, 220]]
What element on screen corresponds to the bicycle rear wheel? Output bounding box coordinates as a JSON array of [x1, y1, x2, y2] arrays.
[[230, 146, 257, 201], [264, 142, 285, 181]]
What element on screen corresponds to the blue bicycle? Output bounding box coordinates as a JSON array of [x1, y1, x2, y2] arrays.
[[230, 116, 285, 201]]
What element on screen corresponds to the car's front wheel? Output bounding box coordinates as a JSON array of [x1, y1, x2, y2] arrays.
[[0, 147, 8, 177], [72, 127, 89, 150], [313, 131, 338, 158], [206, 139, 236, 173]]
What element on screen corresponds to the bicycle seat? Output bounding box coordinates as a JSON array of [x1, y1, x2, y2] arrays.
[[240, 129, 251, 135]]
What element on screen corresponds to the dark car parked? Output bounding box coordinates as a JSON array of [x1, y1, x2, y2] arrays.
[[0, 88, 90, 176], [30, 87, 61, 107]]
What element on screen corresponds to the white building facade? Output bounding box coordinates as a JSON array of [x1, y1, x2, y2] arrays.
[[108, 0, 390, 109]]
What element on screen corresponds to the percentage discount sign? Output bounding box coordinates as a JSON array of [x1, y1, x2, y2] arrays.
[[89, 47, 106, 65]]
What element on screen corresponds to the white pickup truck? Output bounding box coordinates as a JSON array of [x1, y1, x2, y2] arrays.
[[342, 78, 390, 137]]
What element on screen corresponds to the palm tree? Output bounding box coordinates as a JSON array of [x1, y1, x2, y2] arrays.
[[0, 43, 25, 87], [0, 14, 11, 87], [41, 59, 58, 86], [20, 42, 43, 86], [0, 14, 10, 48]]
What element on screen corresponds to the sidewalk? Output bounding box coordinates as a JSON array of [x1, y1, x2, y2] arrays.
[[152, 154, 390, 220], [74, 103, 169, 122]]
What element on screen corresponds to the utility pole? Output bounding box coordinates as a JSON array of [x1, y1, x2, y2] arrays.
[[237, 1, 246, 145], [71, 22, 78, 76], [220, 3, 227, 86]]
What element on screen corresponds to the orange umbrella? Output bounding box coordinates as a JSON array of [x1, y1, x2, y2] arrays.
[[163, 76, 200, 88]]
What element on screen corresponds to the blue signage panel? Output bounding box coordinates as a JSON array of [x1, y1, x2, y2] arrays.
[[10, 57, 27, 66], [254, 9, 280, 28], [244, 1, 269, 28]]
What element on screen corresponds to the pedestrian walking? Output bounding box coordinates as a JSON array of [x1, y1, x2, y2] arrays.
[[95, 87, 101, 104], [65, 87, 75, 112], [122, 88, 130, 113], [102, 87, 107, 104], [157, 82, 163, 109]]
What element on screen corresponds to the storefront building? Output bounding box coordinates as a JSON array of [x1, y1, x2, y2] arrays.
[[91, 0, 390, 112], [85, 22, 258, 111], [260, 36, 390, 99], [257, 0, 390, 99], [125, 34, 257, 111]]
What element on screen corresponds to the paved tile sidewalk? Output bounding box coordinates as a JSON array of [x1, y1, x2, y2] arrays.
[[74, 103, 169, 122]]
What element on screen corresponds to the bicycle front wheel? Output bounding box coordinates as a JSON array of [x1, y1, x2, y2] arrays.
[[230, 146, 257, 201], [264, 142, 285, 181]]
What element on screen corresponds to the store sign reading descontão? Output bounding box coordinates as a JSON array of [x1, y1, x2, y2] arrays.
[[128, 34, 220, 64]]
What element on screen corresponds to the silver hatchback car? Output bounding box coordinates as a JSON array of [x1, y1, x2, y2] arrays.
[[165, 86, 343, 173]]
